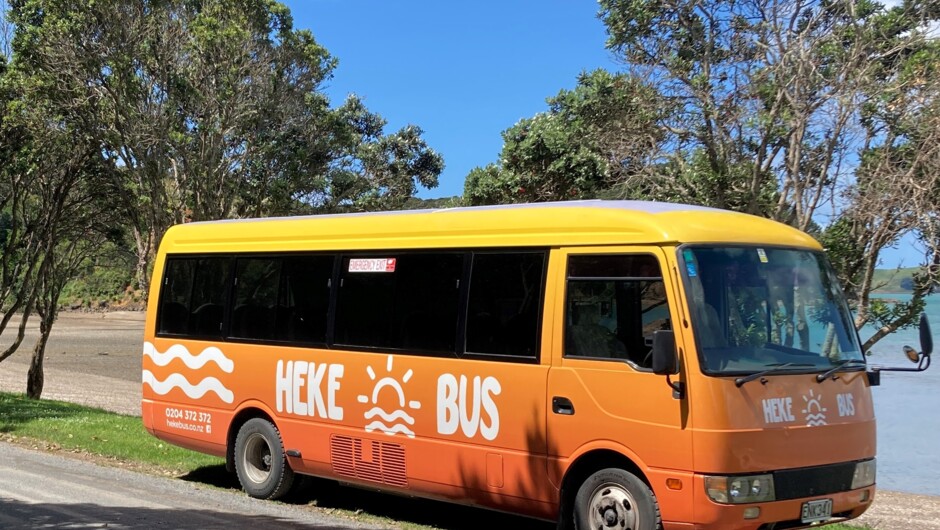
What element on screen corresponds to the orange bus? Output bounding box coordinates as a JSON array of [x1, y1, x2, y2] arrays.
[[142, 200, 932, 530]]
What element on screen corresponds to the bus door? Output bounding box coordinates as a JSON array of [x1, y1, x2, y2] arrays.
[[545, 247, 694, 519]]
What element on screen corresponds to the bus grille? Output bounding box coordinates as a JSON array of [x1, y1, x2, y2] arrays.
[[773, 461, 859, 500], [330, 435, 408, 488]]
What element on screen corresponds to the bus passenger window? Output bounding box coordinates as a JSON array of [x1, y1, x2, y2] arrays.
[[279, 256, 333, 344], [189, 258, 231, 337], [157, 257, 231, 338], [565, 254, 670, 368], [158, 259, 195, 335], [466, 252, 546, 358], [231, 258, 280, 340], [334, 253, 462, 352]]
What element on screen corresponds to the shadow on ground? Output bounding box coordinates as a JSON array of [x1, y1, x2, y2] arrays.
[[0, 497, 349, 529], [180, 465, 554, 530]]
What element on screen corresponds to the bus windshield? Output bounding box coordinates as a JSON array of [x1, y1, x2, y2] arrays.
[[681, 245, 863, 375]]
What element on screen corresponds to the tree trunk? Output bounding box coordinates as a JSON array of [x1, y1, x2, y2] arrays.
[[26, 313, 53, 399], [133, 227, 153, 297]]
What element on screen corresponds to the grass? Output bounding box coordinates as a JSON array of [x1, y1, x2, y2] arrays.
[[0, 391, 220, 474], [0, 391, 539, 529], [0, 391, 875, 529]]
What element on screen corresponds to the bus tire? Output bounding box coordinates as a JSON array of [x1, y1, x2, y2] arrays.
[[573, 468, 661, 530], [234, 418, 295, 500]]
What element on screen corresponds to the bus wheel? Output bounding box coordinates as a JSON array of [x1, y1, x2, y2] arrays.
[[234, 418, 295, 500], [573, 468, 661, 530]]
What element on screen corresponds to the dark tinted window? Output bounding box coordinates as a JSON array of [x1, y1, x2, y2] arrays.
[[565, 254, 669, 367], [280, 256, 333, 343], [158, 259, 195, 335], [158, 254, 333, 343], [466, 252, 545, 357], [231, 258, 280, 340], [158, 257, 231, 337], [334, 253, 462, 351]]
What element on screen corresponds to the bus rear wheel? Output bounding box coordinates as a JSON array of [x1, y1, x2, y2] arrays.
[[234, 418, 295, 500], [573, 468, 661, 530]]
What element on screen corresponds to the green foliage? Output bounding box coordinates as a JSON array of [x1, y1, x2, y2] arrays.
[[464, 164, 522, 206], [867, 296, 924, 332], [0, 392, 221, 473], [2, 0, 444, 297], [465, 0, 940, 350], [58, 246, 138, 308], [463, 69, 666, 205]]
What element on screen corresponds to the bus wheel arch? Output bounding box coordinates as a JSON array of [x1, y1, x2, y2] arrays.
[[226, 407, 272, 472], [228, 409, 295, 500], [558, 450, 661, 530]]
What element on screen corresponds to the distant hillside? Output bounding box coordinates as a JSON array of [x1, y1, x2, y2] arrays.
[[871, 267, 923, 293]]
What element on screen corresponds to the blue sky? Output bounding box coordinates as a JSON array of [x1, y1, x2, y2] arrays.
[[283, 1, 617, 200], [281, 1, 925, 268]]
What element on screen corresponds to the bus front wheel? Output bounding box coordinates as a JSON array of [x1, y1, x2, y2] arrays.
[[234, 418, 295, 500], [573, 468, 661, 530]]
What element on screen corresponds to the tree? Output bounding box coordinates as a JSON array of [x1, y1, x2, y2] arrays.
[[8, 0, 443, 293], [599, 0, 939, 349], [468, 0, 938, 350], [20, 139, 114, 399], [823, 22, 940, 349], [464, 69, 668, 205], [1, 0, 443, 397], [0, 43, 115, 399]]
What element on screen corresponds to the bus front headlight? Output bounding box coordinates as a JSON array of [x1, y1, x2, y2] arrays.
[[705, 474, 776, 504], [851, 459, 876, 489]]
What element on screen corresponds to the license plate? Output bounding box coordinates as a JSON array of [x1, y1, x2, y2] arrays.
[[801, 498, 833, 523]]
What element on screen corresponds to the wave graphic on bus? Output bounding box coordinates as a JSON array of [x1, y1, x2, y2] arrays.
[[363, 408, 416, 435], [142, 370, 235, 403], [358, 355, 421, 438], [143, 342, 234, 372], [142, 342, 236, 404]]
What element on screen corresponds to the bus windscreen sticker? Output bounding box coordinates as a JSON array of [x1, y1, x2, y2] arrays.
[[349, 258, 397, 273], [682, 249, 697, 277]]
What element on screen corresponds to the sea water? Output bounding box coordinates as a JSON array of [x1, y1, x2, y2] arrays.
[[863, 294, 940, 496]]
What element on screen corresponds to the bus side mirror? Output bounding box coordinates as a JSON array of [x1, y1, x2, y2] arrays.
[[903, 313, 932, 365], [872, 313, 932, 380], [652, 330, 678, 375], [920, 313, 933, 358]]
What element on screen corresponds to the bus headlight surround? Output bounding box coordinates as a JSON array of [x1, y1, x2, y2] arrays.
[[705, 474, 775, 504], [851, 459, 876, 489]]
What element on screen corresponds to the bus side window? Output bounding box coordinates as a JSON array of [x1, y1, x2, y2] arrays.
[[231, 258, 280, 341], [465, 252, 546, 358], [334, 253, 462, 353], [279, 256, 333, 344], [157, 257, 231, 338], [565, 254, 670, 369], [189, 258, 231, 337], [158, 259, 195, 335]]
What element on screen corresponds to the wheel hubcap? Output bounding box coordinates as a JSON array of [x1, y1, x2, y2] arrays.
[[242, 432, 272, 484], [589, 483, 639, 530]]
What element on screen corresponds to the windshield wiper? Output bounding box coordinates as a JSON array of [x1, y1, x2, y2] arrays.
[[734, 363, 818, 387], [815, 359, 867, 382], [735, 363, 793, 387]]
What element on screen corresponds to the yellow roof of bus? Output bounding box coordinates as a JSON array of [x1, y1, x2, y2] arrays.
[[157, 200, 822, 254]]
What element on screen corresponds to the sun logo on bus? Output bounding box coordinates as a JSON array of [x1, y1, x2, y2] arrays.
[[802, 389, 828, 427], [358, 355, 421, 438]]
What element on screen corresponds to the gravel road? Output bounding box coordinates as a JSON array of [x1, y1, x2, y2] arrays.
[[0, 442, 381, 529], [1, 311, 938, 529]]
